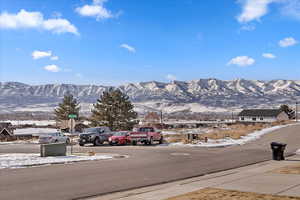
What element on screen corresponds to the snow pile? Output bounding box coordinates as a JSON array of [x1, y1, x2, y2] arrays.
[[0, 153, 114, 169], [14, 128, 57, 136], [1, 120, 56, 126], [0, 140, 39, 145], [168, 124, 296, 148]]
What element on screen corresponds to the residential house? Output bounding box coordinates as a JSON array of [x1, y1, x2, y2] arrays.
[[238, 109, 289, 123]]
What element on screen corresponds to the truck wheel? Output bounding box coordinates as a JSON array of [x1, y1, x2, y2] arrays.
[[66, 139, 71, 145], [132, 141, 137, 145], [148, 137, 153, 145], [93, 138, 102, 146], [159, 136, 164, 144]]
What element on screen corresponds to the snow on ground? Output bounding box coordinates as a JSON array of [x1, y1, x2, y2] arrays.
[[0, 153, 114, 169], [167, 123, 298, 148], [14, 128, 57, 136], [1, 120, 56, 126], [0, 140, 39, 145]]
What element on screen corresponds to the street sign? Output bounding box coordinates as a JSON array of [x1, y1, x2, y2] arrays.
[[68, 114, 77, 119]]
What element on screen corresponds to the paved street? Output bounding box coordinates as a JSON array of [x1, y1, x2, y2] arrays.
[[0, 124, 300, 200]]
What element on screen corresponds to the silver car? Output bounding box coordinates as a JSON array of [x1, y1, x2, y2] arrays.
[[39, 132, 70, 144]]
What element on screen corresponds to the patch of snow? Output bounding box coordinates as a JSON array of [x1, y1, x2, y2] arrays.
[[14, 128, 57, 136], [166, 123, 298, 148], [0, 140, 39, 145], [0, 153, 114, 169], [296, 149, 300, 155], [1, 120, 56, 126]]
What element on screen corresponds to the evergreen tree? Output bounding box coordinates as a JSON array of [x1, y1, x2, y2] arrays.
[[54, 94, 80, 121], [280, 104, 295, 119], [90, 88, 137, 130]]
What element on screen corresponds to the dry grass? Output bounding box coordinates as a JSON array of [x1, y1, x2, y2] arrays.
[[164, 121, 294, 143], [272, 164, 300, 175], [166, 188, 300, 200]]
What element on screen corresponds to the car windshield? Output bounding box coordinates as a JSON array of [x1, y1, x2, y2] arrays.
[[139, 127, 154, 132], [43, 132, 58, 136], [113, 132, 127, 136], [84, 128, 98, 133]]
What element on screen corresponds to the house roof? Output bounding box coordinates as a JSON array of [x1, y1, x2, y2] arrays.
[[0, 128, 13, 136], [238, 109, 284, 117]]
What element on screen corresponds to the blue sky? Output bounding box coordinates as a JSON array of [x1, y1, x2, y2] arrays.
[[0, 0, 299, 85]]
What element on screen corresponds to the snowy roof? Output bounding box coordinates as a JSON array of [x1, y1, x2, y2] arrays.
[[238, 109, 284, 117]]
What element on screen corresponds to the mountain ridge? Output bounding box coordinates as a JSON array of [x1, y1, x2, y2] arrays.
[[1, 79, 299, 114]]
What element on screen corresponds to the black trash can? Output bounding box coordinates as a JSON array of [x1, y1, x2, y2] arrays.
[[270, 142, 287, 161]]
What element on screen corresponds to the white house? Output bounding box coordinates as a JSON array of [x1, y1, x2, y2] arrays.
[[238, 109, 289, 123]]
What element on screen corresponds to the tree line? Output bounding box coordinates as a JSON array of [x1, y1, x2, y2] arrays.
[[54, 88, 138, 131]]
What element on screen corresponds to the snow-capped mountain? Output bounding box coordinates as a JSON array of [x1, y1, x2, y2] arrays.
[[0, 79, 299, 114]]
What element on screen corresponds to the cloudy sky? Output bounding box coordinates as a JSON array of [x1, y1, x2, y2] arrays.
[[0, 0, 299, 85]]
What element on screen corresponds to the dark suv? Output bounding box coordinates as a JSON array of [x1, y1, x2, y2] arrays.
[[79, 126, 112, 146]]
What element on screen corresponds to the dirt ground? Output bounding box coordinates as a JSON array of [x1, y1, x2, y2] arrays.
[[164, 121, 294, 143], [166, 188, 300, 200], [272, 164, 300, 175]]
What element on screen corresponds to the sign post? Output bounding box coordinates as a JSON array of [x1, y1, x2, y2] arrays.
[[68, 114, 77, 154]]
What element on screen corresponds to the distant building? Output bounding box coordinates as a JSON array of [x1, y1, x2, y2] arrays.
[[238, 109, 289, 123], [0, 122, 14, 139], [144, 112, 161, 124]]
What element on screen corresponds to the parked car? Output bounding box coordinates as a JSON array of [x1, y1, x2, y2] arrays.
[[109, 131, 130, 145], [39, 132, 70, 144], [129, 126, 163, 145], [79, 126, 112, 146]]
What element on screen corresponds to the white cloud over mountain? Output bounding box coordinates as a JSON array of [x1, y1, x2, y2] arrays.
[[44, 65, 61, 72], [227, 56, 255, 67], [0, 9, 79, 35]]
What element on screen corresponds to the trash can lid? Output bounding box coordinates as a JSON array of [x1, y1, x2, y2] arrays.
[[271, 142, 287, 146]]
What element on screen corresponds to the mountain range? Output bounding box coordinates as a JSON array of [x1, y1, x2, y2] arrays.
[[0, 79, 299, 114]]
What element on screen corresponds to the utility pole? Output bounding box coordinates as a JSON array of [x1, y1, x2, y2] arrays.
[[160, 110, 163, 124], [296, 101, 298, 122]]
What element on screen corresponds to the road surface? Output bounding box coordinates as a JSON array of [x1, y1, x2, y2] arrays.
[[0, 124, 300, 200]]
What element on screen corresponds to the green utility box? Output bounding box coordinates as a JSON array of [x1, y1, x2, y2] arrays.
[[40, 143, 67, 157]]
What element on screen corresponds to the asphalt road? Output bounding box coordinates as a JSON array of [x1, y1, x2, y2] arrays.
[[0, 124, 300, 200]]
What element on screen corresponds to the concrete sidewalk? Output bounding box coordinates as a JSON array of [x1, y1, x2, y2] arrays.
[[89, 154, 300, 200]]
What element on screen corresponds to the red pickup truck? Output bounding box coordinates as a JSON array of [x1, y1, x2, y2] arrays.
[[129, 126, 163, 145]]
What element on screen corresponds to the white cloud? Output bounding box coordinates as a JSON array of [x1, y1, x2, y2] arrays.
[[166, 74, 177, 81], [44, 64, 61, 72], [279, 37, 298, 47], [75, 0, 119, 20], [237, 0, 275, 23], [32, 50, 52, 59], [262, 53, 276, 58], [0, 9, 79, 35], [120, 44, 136, 53], [43, 18, 78, 35], [280, 0, 300, 20], [50, 56, 59, 61], [227, 56, 255, 66]]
